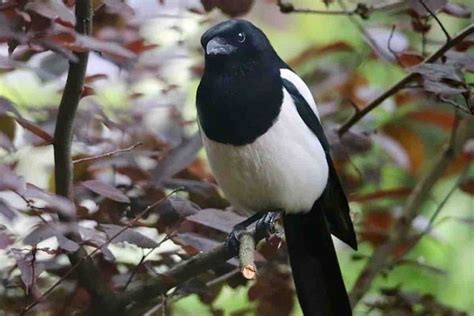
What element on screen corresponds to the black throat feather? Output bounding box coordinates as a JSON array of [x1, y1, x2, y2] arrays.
[[197, 60, 283, 146]]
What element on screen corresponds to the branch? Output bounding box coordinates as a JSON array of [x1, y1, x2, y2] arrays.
[[277, 1, 405, 19], [120, 223, 283, 313], [21, 191, 179, 315], [48, 1, 119, 314], [239, 232, 257, 280], [418, 0, 451, 41], [73, 142, 142, 164], [349, 114, 473, 306], [338, 23, 474, 137]]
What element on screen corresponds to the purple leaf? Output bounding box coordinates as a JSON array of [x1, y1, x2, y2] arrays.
[[409, 0, 447, 16], [0, 97, 21, 116], [0, 164, 26, 194], [152, 132, 202, 182], [99, 224, 160, 248], [187, 209, 246, 234], [173, 232, 220, 253], [442, 2, 471, 18], [24, 0, 76, 27], [0, 231, 14, 249], [423, 79, 468, 95], [15, 117, 54, 144], [81, 180, 130, 203], [409, 63, 465, 83], [79, 227, 115, 261], [0, 199, 17, 221], [10, 248, 45, 293], [24, 184, 76, 216], [23, 224, 79, 252], [76, 35, 136, 59]]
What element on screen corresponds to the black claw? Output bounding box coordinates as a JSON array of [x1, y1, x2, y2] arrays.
[[226, 212, 279, 254], [226, 222, 250, 254], [255, 212, 279, 240]]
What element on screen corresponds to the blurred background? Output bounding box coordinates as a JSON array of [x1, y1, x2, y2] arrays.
[[0, 0, 473, 315]]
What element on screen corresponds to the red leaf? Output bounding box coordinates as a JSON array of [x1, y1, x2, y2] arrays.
[[409, 110, 454, 130], [460, 178, 474, 195], [360, 210, 395, 246], [15, 117, 54, 144], [201, 0, 254, 17], [47, 31, 76, 46], [81, 180, 130, 203], [397, 51, 424, 67], [81, 85, 95, 97], [85, 74, 108, 83], [288, 41, 354, 68], [124, 39, 158, 54]]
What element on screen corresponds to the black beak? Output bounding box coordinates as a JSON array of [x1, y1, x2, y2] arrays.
[[206, 37, 235, 56]]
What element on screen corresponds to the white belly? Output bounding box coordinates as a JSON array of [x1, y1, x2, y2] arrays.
[[201, 89, 328, 214]]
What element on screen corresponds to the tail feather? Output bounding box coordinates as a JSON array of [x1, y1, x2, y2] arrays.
[[283, 203, 352, 316]]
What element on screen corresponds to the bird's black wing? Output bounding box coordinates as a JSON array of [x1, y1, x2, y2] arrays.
[[282, 78, 357, 250]]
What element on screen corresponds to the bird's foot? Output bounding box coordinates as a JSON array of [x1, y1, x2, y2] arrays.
[[225, 223, 245, 255], [225, 212, 265, 255], [255, 212, 280, 241]]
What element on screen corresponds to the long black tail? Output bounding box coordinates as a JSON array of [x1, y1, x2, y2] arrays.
[[283, 203, 352, 316]]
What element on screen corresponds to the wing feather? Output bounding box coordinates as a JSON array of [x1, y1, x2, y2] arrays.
[[281, 71, 357, 249]]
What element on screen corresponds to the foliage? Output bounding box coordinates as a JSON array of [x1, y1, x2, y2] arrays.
[[0, 0, 473, 315]]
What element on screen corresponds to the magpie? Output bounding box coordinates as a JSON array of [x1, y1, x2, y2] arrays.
[[196, 19, 357, 316]]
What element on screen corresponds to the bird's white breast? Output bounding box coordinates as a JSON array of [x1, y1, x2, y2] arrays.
[[201, 86, 328, 215]]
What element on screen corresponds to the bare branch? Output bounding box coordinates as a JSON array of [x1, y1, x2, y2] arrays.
[[73, 142, 142, 164], [21, 189, 181, 315], [121, 222, 284, 312], [277, 1, 405, 19], [418, 0, 451, 41], [388, 25, 403, 66], [349, 114, 473, 306], [239, 232, 257, 280], [338, 24, 474, 136]]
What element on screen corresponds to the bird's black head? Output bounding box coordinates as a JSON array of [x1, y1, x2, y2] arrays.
[[200, 19, 279, 69]]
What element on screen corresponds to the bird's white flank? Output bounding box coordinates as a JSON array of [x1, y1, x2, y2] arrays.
[[202, 79, 328, 215]]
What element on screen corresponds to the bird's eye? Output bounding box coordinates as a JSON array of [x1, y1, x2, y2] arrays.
[[237, 32, 246, 43]]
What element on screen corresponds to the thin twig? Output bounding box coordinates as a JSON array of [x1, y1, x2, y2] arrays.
[[337, 0, 392, 61], [349, 113, 472, 306], [48, 1, 118, 313], [143, 269, 240, 316], [122, 234, 172, 292], [277, 1, 405, 19], [388, 25, 403, 66], [21, 189, 181, 315], [338, 24, 474, 136], [121, 222, 284, 312], [73, 142, 142, 164], [239, 232, 257, 280], [418, 0, 451, 41]]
